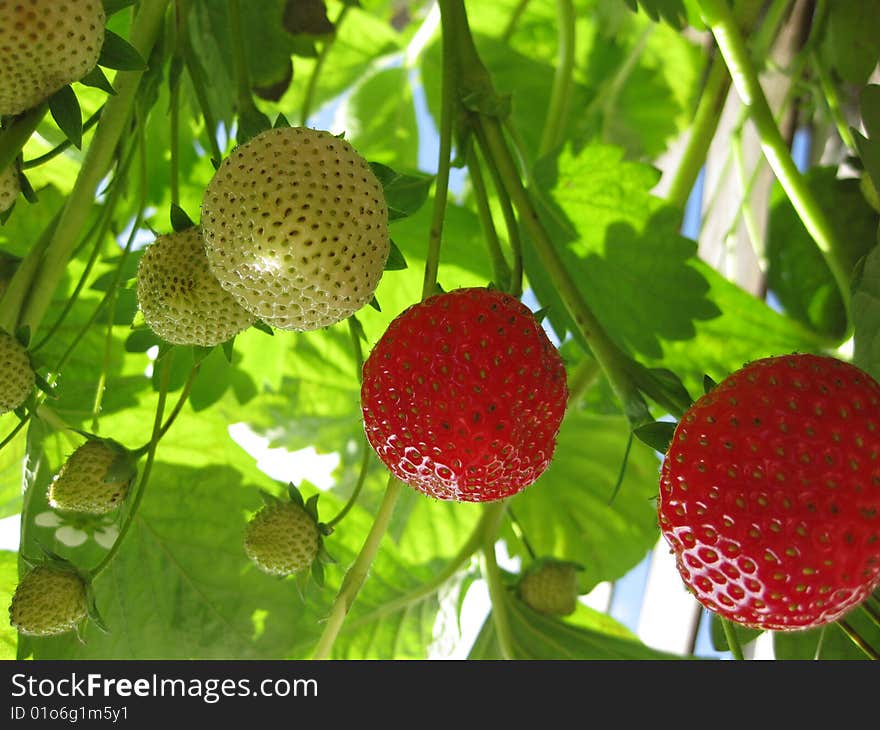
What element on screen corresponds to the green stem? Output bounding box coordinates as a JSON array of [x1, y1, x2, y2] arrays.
[[0, 212, 60, 334], [565, 354, 601, 408], [339, 501, 505, 632], [811, 50, 857, 152], [31, 137, 138, 354], [132, 363, 198, 457], [228, 0, 255, 115], [836, 619, 880, 660], [312, 476, 404, 659], [421, 4, 457, 300], [480, 500, 515, 659], [666, 53, 731, 212], [500, 0, 531, 44], [347, 316, 365, 382], [538, 0, 575, 158], [477, 114, 650, 424], [22, 106, 103, 169], [301, 5, 351, 126], [0, 104, 48, 173], [471, 123, 523, 297], [89, 353, 172, 581], [0, 413, 29, 452], [324, 441, 371, 530], [467, 145, 511, 291], [697, 0, 852, 337], [18, 0, 170, 338], [721, 617, 745, 660], [505, 505, 536, 560]]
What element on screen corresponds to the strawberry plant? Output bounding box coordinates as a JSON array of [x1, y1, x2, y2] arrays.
[[0, 0, 878, 662]]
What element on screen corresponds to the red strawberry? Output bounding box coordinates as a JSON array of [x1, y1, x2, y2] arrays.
[[361, 287, 568, 502], [658, 353, 880, 631]]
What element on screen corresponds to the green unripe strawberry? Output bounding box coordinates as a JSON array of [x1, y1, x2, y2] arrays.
[[136, 226, 256, 346], [47, 438, 136, 514], [517, 559, 582, 617], [0, 165, 19, 214], [244, 500, 321, 576], [9, 565, 88, 637], [0, 0, 106, 116], [201, 126, 390, 331], [0, 328, 35, 415]]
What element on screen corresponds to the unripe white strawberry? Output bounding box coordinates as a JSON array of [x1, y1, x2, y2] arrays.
[[244, 500, 320, 576], [9, 564, 88, 637], [136, 226, 257, 347], [0, 165, 19, 214], [201, 126, 390, 331], [0, 0, 106, 116], [47, 438, 136, 515], [0, 328, 34, 414]]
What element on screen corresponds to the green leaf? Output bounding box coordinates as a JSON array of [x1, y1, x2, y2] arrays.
[[526, 144, 721, 359], [369, 162, 433, 221], [633, 420, 676, 453], [170, 203, 195, 232], [470, 584, 688, 659], [820, 0, 880, 85], [766, 167, 878, 340], [78, 66, 116, 95], [384, 240, 408, 271], [854, 85, 880, 197], [852, 242, 880, 380], [102, 0, 137, 15], [621, 0, 698, 28], [773, 613, 880, 660], [48, 86, 83, 150], [188, 347, 231, 412], [98, 29, 148, 71]]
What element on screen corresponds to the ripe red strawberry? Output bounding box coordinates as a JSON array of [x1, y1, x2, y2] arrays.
[[658, 353, 880, 631], [361, 287, 568, 502]]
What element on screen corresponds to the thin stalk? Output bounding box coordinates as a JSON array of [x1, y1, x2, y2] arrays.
[[0, 414, 29, 452], [500, 0, 532, 44], [480, 500, 515, 659], [539, 0, 575, 157], [131, 364, 199, 457], [0, 104, 48, 173], [467, 145, 511, 291], [836, 619, 880, 660], [811, 50, 856, 152], [471, 123, 523, 297], [347, 316, 365, 382], [339, 501, 506, 632], [477, 114, 652, 422], [666, 53, 731, 212], [324, 442, 371, 530], [18, 0, 170, 337], [565, 354, 601, 408], [721, 617, 745, 660], [91, 114, 148, 431], [301, 4, 351, 126], [697, 0, 852, 336], [505, 505, 536, 560], [89, 354, 172, 581], [228, 0, 258, 121], [22, 106, 103, 169], [31, 137, 139, 354], [421, 4, 457, 300], [0, 211, 60, 333], [312, 476, 404, 659]]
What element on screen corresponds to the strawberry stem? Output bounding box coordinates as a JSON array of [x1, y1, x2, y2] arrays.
[[15, 0, 170, 339], [696, 0, 853, 341], [323, 440, 371, 530], [421, 2, 457, 300], [312, 475, 404, 659], [836, 619, 880, 660], [538, 0, 575, 158], [0, 103, 48, 173], [466, 144, 512, 293], [720, 617, 745, 660], [89, 351, 173, 581], [481, 500, 516, 659], [300, 4, 351, 127]]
